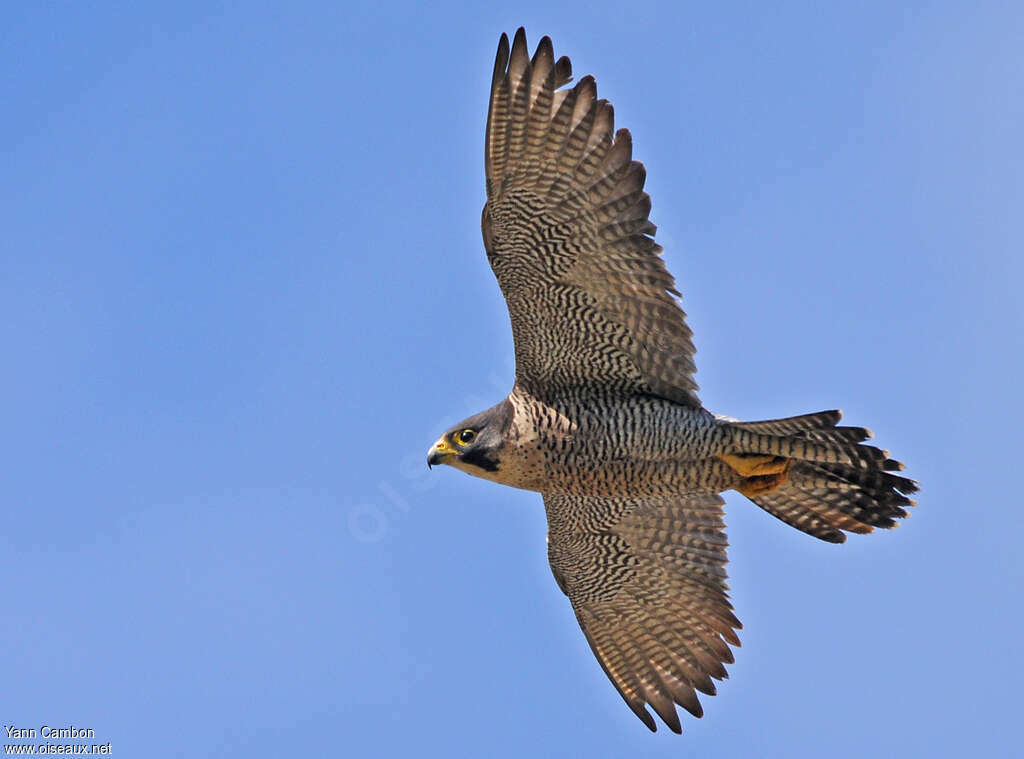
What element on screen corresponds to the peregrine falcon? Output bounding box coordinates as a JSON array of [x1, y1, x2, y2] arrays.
[[427, 28, 917, 733]]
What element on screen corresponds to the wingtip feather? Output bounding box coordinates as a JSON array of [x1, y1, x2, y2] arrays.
[[493, 33, 510, 83]]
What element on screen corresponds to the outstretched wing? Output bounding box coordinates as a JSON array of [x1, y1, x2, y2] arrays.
[[483, 29, 699, 407], [543, 492, 741, 733]]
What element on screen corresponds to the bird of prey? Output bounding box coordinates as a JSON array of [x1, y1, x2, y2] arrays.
[[427, 28, 918, 733]]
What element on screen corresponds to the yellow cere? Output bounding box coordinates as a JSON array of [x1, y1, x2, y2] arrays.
[[432, 438, 458, 457]]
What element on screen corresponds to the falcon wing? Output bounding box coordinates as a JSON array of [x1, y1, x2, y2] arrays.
[[543, 492, 740, 733], [483, 29, 699, 407]]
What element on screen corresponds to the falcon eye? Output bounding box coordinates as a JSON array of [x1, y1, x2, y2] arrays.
[[455, 429, 477, 446]]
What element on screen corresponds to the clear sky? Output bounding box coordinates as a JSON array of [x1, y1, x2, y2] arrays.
[[2, 1, 1022, 757]]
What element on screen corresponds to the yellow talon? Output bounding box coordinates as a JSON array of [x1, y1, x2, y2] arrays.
[[737, 470, 790, 498], [717, 452, 791, 477], [717, 453, 793, 497]]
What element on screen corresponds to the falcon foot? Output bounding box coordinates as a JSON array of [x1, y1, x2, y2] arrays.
[[737, 467, 791, 498], [717, 452, 790, 477], [717, 453, 793, 497]]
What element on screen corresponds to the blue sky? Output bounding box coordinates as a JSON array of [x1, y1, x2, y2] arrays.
[[2, 1, 1022, 756]]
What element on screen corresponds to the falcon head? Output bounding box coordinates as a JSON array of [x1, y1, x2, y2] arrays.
[[427, 400, 512, 476]]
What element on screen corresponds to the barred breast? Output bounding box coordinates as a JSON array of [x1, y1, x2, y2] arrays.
[[495, 386, 735, 497]]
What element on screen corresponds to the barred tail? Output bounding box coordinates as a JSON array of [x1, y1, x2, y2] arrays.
[[725, 410, 918, 544]]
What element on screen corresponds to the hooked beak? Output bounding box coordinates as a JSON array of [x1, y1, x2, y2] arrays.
[[427, 437, 457, 469]]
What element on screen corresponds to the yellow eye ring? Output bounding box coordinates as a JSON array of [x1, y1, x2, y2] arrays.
[[455, 429, 476, 446]]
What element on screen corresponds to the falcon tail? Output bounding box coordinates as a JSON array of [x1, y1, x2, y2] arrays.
[[723, 411, 918, 543]]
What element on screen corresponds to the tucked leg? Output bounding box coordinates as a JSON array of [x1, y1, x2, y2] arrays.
[[717, 452, 790, 477], [716, 453, 793, 498]]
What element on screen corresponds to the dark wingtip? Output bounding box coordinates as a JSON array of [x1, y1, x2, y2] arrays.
[[512, 26, 528, 51], [554, 54, 573, 86], [507, 27, 530, 80], [533, 35, 553, 64], [492, 32, 510, 85], [632, 703, 657, 732], [650, 697, 684, 734]]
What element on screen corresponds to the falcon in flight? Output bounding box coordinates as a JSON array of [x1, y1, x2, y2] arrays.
[[427, 28, 917, 733]]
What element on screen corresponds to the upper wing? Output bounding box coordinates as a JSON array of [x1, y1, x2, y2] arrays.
[[543, 491, 740, 733], [483, 29, 700, 407]]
